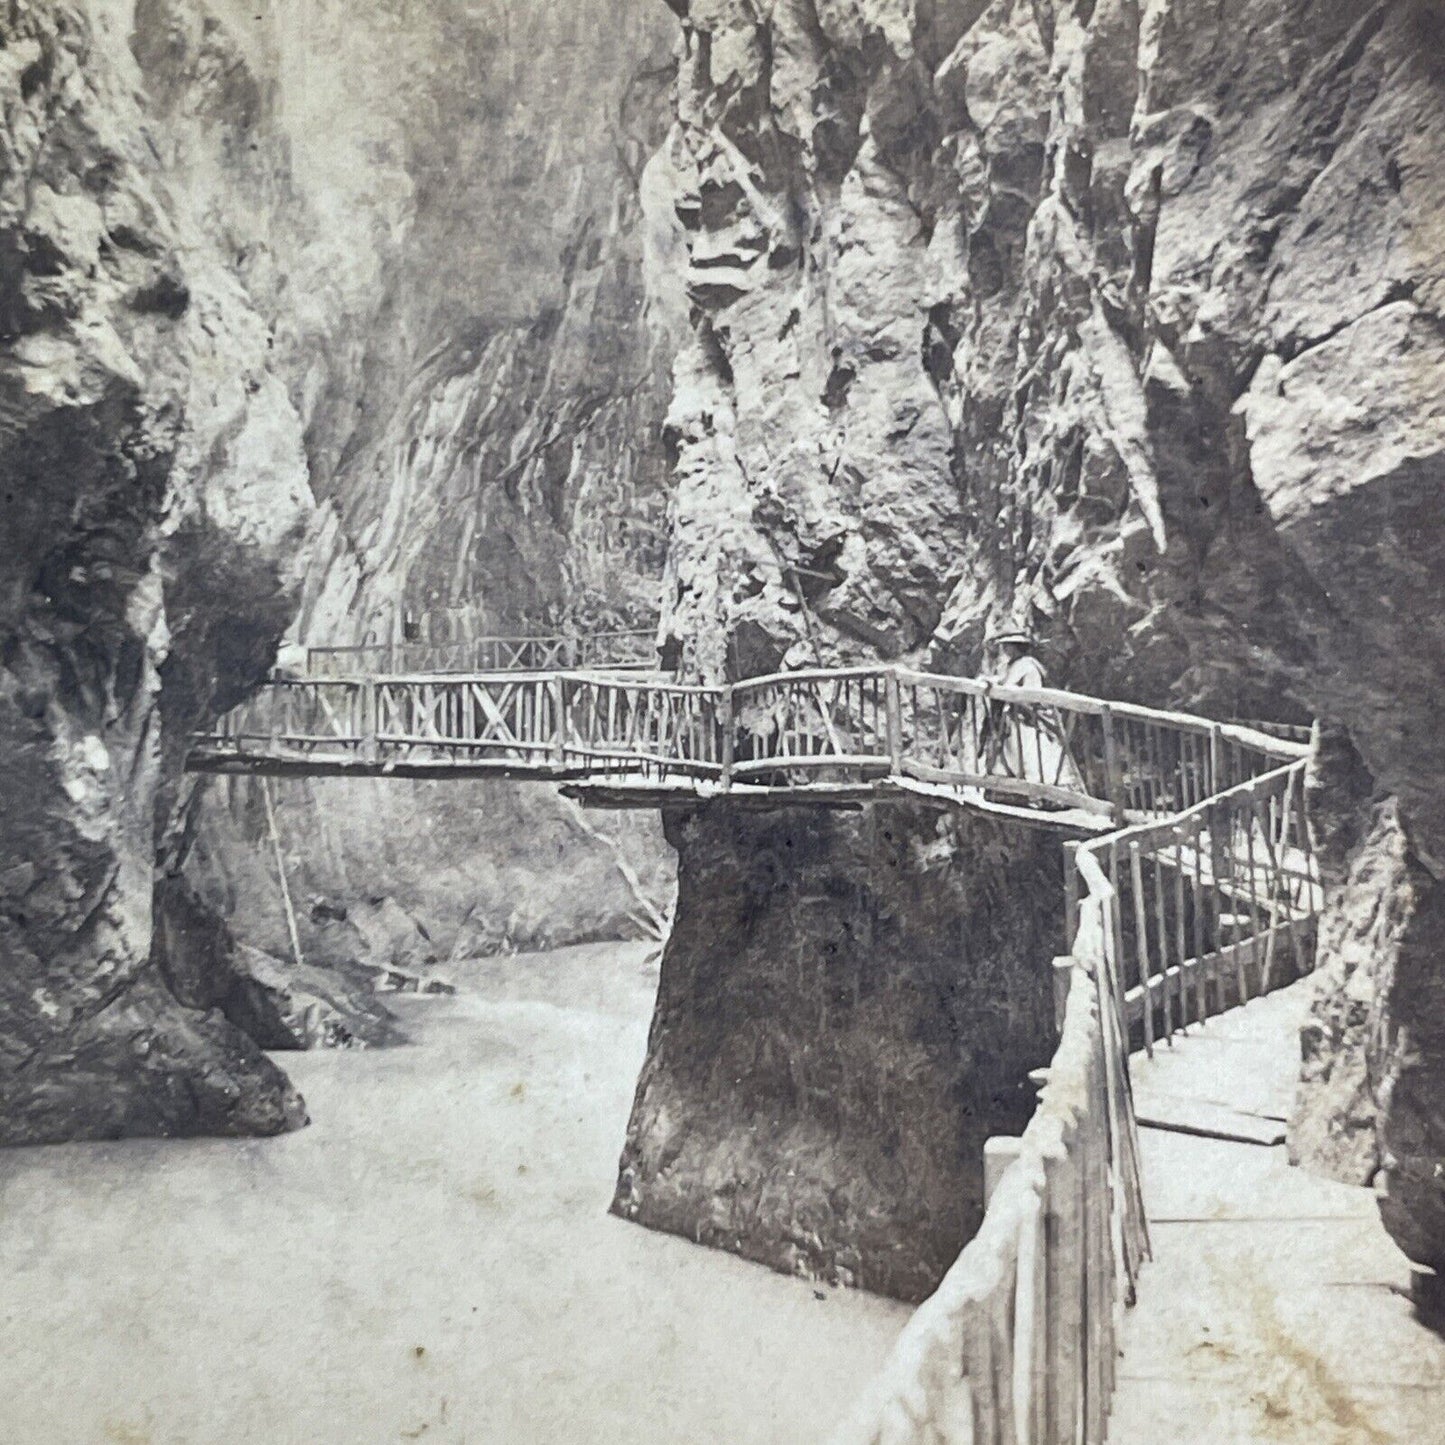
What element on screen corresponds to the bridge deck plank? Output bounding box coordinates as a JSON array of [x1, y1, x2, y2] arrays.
[[1106, 981, 1445, 1444]]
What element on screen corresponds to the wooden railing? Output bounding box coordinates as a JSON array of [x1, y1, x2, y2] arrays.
[[823, 749, 1319, 1445], [301, 629, 659, 678], [828, 859, 1151, 1445], [1075, 761, 1320, 1057], [190, 667, 1302, 808]]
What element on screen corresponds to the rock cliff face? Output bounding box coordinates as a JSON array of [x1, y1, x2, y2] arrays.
[[0, 0, 677, 1140], [614, 803, 1064, 1302], [641, 0, 1445, 1275], [154, 0, 683, 969], [0, 0, 310, 1140], [8, 0, 1445, 1278]]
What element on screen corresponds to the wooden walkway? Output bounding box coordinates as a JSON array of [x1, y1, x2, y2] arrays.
[[191, 651, 1362, 1442], [187, 664, 1298, 820], [1107, 981, 1445, 1443]]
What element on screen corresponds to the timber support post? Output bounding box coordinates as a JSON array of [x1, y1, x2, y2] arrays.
[[1100, 704, 1126, 823], [984, 1135, 1023, 1206], [884, 667, 903, 775], [261, 776, 305, 979], [361, 680, 380, 764], [719, 684, 734, 791]]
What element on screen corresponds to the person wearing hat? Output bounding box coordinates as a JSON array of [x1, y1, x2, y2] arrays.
[[981, 627, 1085, 798], [989, 628, 1046, 691]]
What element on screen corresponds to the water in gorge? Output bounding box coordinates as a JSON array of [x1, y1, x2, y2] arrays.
[[0, 944, 907, 1444]]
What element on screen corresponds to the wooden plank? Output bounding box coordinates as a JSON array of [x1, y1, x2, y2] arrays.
[[730, 753, 888, 776], [901, 759, 1112, 814], [1136, 1095, 1287, 1146], [887, 780, 1113, 834]]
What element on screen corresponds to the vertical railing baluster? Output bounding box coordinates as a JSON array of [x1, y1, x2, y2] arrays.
[[1173, 826, 1188, 1034], [1190, 815, 1207, 1025], [885, 668, 903, 777], [1145, 723, 1162, 813], [1230, 792, 1251, 1006], [1152, 846, 1172, 1043], [550, 676, 566, 768], [1296, 772, 1315, 917], [1107, 840, 1128, 1041], [363, 680, 379, 764], [1245, 786, 1263, 995], [1130, 842, 1154, 1057]]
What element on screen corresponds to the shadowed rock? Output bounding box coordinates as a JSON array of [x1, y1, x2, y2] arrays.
[[613, 802, 1065, 1303]]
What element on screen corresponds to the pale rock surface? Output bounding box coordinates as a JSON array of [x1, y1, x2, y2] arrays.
[[136, 0, 684, 966], [642, 0, 1445, 1270]]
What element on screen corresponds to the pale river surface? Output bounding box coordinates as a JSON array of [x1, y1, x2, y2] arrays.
[[0, 943, 908, 1444]]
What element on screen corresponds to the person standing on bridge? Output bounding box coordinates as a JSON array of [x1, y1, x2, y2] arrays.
[[990, 629, 1046, 692], [981, 628, 1085, 797]]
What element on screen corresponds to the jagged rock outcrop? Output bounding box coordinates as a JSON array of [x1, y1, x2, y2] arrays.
[[643, 0, 1445, 1273], [0, 0, 310, 1140], [153, 876, 400, 1050], [614, 803, 1064, 1302]]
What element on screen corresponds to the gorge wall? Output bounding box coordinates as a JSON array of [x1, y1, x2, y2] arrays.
[[633, 0, 1445, 1281], [141, 0, 682, 977], [6, 0, 1445, 1287], [614, 803, 1064, 1302], [0, 0, 310, 1139], [0, 0, 678, 1139]]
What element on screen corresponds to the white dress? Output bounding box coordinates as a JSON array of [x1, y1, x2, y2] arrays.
[[990, 656, 1086, 796]]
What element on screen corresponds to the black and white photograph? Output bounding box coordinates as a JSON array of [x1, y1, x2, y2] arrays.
[[2, 0, 1443, 1440]]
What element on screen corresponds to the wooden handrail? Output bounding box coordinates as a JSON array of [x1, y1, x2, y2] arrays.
[[193, 665, 1308, 801], [189, 650, 1324, 1444], [825, 699, 1317, 1443]]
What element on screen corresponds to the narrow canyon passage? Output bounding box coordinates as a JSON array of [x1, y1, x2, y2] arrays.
[[0, 943, 907, 1445]]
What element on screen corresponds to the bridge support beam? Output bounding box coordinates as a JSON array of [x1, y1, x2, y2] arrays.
[[611, 801, 1066, 1303]]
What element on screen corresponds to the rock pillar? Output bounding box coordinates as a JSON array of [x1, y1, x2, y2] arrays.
[[612, 801, 1066, 1303]]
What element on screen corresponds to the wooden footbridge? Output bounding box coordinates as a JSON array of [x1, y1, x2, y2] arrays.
[[188, 647, 1324, 1445], [300, 627, 658, 678], [189, 661, 1297, 819]]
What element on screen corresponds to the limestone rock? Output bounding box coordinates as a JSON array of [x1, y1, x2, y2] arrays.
[[0, 974, 306, 1146], [153, 877, 400, 1051], [0, 0, 312, 1141], [648, 0, 1445, 1273], [613, 803, 1065, 1303], [134, 0, 683, 965]]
